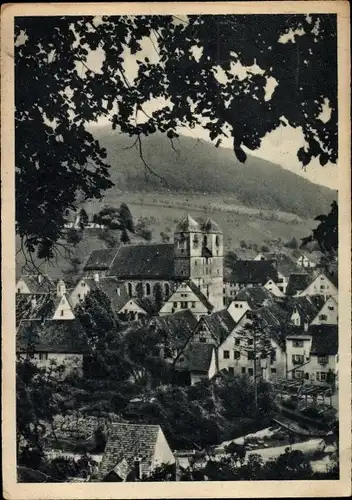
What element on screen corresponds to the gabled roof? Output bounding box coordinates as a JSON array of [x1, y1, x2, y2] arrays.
[[84, 248, 119, 271], [200, 309, 236, 344], [148, 310, 198, 350], [17, 319, 89, 354], [98, 423, 162, 481], [108, 244, 174, 279], [285, 295, 325, 323], [130, 298, 158, 316], [176, 343, 215, 373], [286, 273, 311, 296], [228, 260, 278, 285], [234, 286, 275, 309], [309, 325, 338, 356], [17, 275, 54, 294], [186, 280, 214, 311], [82, 277, 130, 312], [175, 214, 202, 233]]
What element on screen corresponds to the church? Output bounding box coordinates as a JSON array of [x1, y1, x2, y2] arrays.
[[84, 214, 224, 313]]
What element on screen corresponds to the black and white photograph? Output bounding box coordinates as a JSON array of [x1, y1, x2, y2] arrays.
[[1, 2, 351, 497]]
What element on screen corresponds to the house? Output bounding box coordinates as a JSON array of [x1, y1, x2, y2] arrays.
[[190, 309, 237, 346], [97, 423, 175, 481], [16, 274, 54, 294], [264, 279, 285, 297], [311, 296, 338, 326], [83, 248, 120, 278], [233, 286, 276, 309], [174, 343, 217, 385], [284, 295, 325, 331], [227, 299, 251, 323], [118, 298, 158, 321], [224, 260, 278, 298], [159, 280, 214, 319], [285, 325, 338, 389], [296, 253, 318, 269], [254, 253, 302, 294], [298, 272, 338, 300], [16, 319, 89, 378], [308, 325, 338, 388], [69, 275, 129, 312], [16, 280, 75, 324], [286, 273, 311, 297]]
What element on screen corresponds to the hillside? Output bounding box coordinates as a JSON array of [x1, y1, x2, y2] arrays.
[[91, 127, 336, 219]]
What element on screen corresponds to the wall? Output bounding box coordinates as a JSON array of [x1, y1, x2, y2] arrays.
[[227, 300, 250, 323], [16, 279, 31, 294], [286, 336, 312, 380], [311, 297, 338, 325], [69, 279, 92, 308], [159, 282, 210, 318], [264, 279, 285, 297], [299, 274, 338, 299], [52, 295, 75, 320], [152, 429, 176, 470], [124, 280, 173, 300], [19, 352, 83, 378], [307, 354, 337, 384]]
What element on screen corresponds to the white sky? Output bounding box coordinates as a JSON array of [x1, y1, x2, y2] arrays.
[[81, 17, 338, 190]]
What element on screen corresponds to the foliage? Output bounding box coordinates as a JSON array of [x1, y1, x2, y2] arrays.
[[65, 228, 83, 246], [160, 231, 170, 243], [135, 218, 153, 241], [285, 236, 298, 249], [224, 250, 238, 268], [16, 14, 337, 260], [301, 200, 338, 253], [79, 208, 89, 229], [98, 228, 120, 248]]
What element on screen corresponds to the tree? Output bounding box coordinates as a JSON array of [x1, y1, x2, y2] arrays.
[[16, 15, 337, 261], [120, 228, 130, 244], [285, 236, 298, 249], [224, 251, 238, 268], [301, 201, 338, 253], [98, 229, 119, 249], [235, 311, 274, 410], [65, 228, 83, 247], [160, 231, 170, 243]]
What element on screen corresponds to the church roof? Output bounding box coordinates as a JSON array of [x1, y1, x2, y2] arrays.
[[175, 214, 202, 233], [202, 218, 222, 234], [108, 244, 174, 279], [84, 248, 120, 271]]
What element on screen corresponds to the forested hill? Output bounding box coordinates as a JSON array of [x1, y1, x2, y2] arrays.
[[91, 127, 336, 218]]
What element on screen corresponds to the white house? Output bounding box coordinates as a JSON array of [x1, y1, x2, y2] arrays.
[[159, 280, 214, 319], [311, 296, 338, 326], [298, 272, 338, 300], [227, 300, 251, 323], [118, 298, 157, 321], [264, 279, 285, 298]]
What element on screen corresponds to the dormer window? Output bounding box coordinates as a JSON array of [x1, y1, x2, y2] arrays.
[[215, 235, 220, 246]]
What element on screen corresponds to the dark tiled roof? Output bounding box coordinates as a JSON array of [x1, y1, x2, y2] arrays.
[[17, 319, 89, 354], [186, 280, 214, 312], [201, 309, 236, 344], [325, 271, 338, 288], [98, 423, 161, 480], [309, 325, 338, 356], [108, 244, 174, 279], [84, 248, 119, 271], [16, 293, 57, 324], [17, 275, 54, 294], [84, 277, 130, 313], [258, 253, 302, 277], [285, 295, 324, 323], [176, 343, 215, 373], [229, 261, 278, 285], [133, 298, 158, 316], [148, 310, 198, 349], [234, 286, 275, 309], [286, 273, 311, 296]]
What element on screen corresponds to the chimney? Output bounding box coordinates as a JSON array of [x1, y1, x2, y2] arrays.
[[93, 273, 100, 282], [116, 285, 121, 296], [37, 274, 43, 284], [57, 279, 66, 298], [133, 457, 142, 480], [30, 296, 37, 310]]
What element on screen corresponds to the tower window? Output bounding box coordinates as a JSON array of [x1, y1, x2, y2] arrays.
[[127, 283, 133, 298], [164, 283, 170, 297], [215, 235, 220, 246], [145, 283, 151, 296], [203, 235, 208, 247]]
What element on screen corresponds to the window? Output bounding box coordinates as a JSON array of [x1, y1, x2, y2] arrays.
[[38, 352, 48, 361], [328, 306, 334, 311], [164, 283, 170, 297], [317, 371, 327, 381], [228, 367, 234, 375], [78, 293, 81, 299], [127, 283, 133, 298], [248, 368, 254, 376], [199, 337, 206, 343], [319, 314, 328, 321], [181, 301, 188, 309], [234, 351, 241, 360], [293, 340, 304, 348], [271, 350, 276, 363], [278, 286, 284, 292], [203, 235, 208, 247], [215, 235, 220, 247], [271, 368, 277, 374], [17, 288, 21, 293], [318, 356, 328, 365], [235, 304, 239, 308], [248, 352, 254, 361], [292, 354, 304, 365], [295, 370, 304, 380], [195, 260, 198, 266], [60, 310, 64, 317], [223, 350, 230, 359], [191, 302, 196, 308], [241, 367, 246, 374], [247, 338, 253, 346], [235, 338, 240, 346], [320, 285, 325, 290], [173, 302, 178, 309]]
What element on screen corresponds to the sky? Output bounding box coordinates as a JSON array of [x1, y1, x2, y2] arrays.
[[83, 16, 338, 190]]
